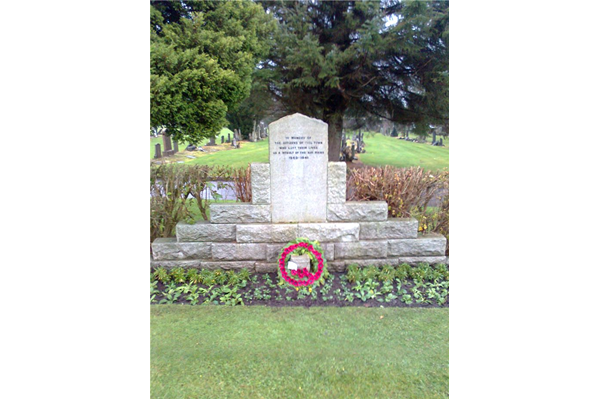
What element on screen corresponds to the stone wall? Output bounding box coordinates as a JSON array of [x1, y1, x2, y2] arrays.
[[151, 114, 447, 272], [151, 163, 447, 272]]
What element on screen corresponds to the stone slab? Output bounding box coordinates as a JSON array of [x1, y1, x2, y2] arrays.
[[212, 243, 267, 260], [151, 238, 211, 260], [321, 243, 335, 261], [397, 256, 448, 266], [327, 202, 388, 222], [176, 220, 236, 242], [269, 113, 328, 223], [150, 259, 203, 269], [328, 258, 399, 272], [388, 233, 447, 256], [327, 162, 346, 203], [255, 262, 278, 273], [359, 218, 418, 240], [251, 163, 271, 204], [209, 203, 271, 224], [266, 243, 288, 262], [334, 241, 388, 259], [298, 222, 359, 242], [201, 261, 256, 271], [236, 224, 298, 243]]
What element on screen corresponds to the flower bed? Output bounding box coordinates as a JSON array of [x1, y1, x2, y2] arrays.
[[151, 263, 449, 307]]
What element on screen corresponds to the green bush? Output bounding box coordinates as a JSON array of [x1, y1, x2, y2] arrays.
[[150, 163, 252, 242]]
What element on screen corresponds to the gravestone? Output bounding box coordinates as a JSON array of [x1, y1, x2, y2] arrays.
[[162, 133, 176, 156], [173, 141, 179, 153], [221, 136, 224, 144], [208, 136, 216, 146], [154, 143, 162, 159], [232, 137, 237, 147], [151, 112, 447, 272], [269, 114, 328, 223], [227, 133, 231, 143]]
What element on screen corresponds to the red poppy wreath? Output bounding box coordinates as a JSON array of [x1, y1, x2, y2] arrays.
[[277, 238, 329, 287]]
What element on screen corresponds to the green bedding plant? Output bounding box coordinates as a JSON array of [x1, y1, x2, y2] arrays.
[[149, 262, 449, 307]]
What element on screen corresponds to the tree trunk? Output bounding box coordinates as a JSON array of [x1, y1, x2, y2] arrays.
[[324, 111, 344, 162]]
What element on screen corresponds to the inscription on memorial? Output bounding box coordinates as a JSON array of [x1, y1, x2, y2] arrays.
[[271, 136, 326, 160]]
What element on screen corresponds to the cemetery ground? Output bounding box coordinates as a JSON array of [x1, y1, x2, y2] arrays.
[[151, 306, 449, 399], [151, 131, 449, 171], [151, 115, 449, 398]]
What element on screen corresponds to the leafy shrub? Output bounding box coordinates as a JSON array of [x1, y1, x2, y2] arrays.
[[410, 194, 449, 255], [150, 164, 194, 242], [150, 163, 263, 243]]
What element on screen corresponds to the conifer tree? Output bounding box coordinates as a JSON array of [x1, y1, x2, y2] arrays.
[[258, 0, 448, 160], [150, 1, 275, 144]]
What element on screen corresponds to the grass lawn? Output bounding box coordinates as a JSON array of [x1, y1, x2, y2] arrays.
[[184, 139, 269, 168], [359, 132, 449, 171], [151, 129, 448, 171], [151, 306, 449, 399]]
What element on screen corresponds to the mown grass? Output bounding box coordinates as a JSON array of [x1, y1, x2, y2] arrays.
[[150, 129, 448, 171], [359, 132, 449, 171], [151, 306, 449, 399]]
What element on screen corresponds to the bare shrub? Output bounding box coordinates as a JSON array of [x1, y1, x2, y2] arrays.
[[231, 164, 252, 202], [185, 165, 233, 220], [347, 166, 448, 217]]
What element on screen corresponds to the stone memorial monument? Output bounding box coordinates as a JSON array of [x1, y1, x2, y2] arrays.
[[152, 113, 446, 272], [154, 143, 161, 159]]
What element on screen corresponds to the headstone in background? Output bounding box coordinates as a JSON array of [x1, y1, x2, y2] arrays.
[[232, 137, 237, 147], [154, 143, 162, 159], [227, 133, 231, 143], [221, 135, 224, 144], [208, 136, 216, 146], [173, 141, 179, 153], [162, 133, 176, 156]]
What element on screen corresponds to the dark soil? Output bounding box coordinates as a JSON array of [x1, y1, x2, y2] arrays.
[[153, 272, 449, 308]]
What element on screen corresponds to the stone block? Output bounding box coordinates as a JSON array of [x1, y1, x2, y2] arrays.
[[201, 261, 256, 271], [212, 243, 267, 260], [236, 224, 298, 243], [327, 202, 388, 222], [209, 203, 271, 224], [359, 218, 418, 240], [176, 220, 236, 242], [329, 258, 399, 271], [334, 241, 387, 259], [266, 243, 288, 262], [388, 233, 447, 257], [321, 243, 335, 261], [251, 163, 271, 204], [256, 262, 279, 274], [327, 162, 346, 203], [298, 222, 359, 242], [397, 256, 448, 266], [151, 238, 211, 260], [150, 259, 203, 269]]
